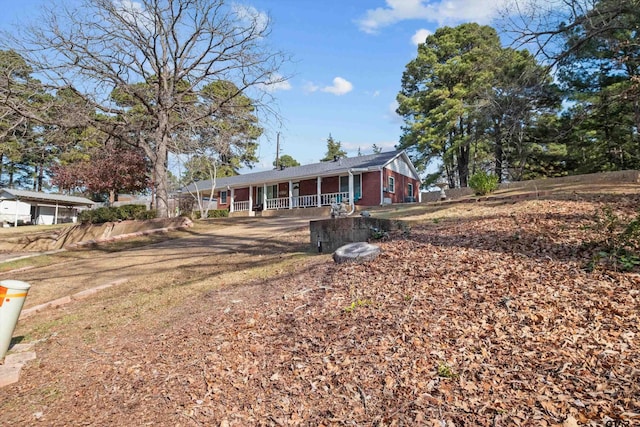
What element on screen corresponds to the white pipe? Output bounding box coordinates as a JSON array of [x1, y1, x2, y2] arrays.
[[347, 170, 355, 215]]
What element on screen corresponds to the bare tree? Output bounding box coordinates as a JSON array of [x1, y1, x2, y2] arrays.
[[0, 0, 288, 217], [501, 0, 638, 64]]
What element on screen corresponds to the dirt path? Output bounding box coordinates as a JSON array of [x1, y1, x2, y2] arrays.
[[0, 216, 318, 310]]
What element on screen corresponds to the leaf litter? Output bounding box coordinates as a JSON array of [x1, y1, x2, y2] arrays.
[[1, 195, 639, 426]]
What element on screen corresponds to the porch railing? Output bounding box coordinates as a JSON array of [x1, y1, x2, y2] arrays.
[[320, 192, 349, 206], [233, 200, 250, 212], [266, 197, 289, 210], [295, 194, 318, 208], [231, 191, 352, 212]]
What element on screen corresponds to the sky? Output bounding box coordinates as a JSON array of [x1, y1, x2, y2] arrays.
[[0, 0, 511, 175]]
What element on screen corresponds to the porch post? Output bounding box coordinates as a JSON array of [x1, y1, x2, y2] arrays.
[[249, 185, 253, 212], [348, 172, 354, 209], [54, 202, 59, 225], [263, 183, 267, 209], [230, 188, 235, 213], [288, 180, 293, 209], [316, 177, 322, 207], [14, 198, 19, 227]]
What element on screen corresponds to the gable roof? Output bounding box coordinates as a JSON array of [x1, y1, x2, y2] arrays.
[[0, 188, 96, 207], [184, 150, 420, 192]]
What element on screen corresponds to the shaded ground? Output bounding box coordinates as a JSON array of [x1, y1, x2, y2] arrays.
[[0, 189, 639, 426]]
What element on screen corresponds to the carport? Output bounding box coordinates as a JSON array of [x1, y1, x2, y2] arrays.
[[0, 189, 96, 226]]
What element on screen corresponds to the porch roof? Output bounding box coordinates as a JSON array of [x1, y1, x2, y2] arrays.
[[184, 150, 419, 192], [0, 188, 96, 207]]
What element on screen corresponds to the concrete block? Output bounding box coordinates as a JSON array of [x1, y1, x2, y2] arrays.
[[0, 364, 22, 387], [4, 351, 36, 366]]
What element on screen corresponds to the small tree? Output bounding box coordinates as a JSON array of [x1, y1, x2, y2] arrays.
[[320, 134, 347, 161], [51, 140, 150, 204], [273, 154, 300, 168]]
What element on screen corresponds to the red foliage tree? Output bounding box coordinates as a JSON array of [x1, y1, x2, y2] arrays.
[[52, 141, 150, 204]]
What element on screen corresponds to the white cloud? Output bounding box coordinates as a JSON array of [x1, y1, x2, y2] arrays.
[[357, 0, 510, 34], [386, 100, 403, 124], [303, 82, 320, 94], [321, 77, 353, 96], [411, 28, 432, 45], [232, 4, 269, 34], [115, 0, 154, 32], [261, 73, 292, 93]]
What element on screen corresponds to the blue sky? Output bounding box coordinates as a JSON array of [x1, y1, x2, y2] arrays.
[[1, 0, 510, 175]]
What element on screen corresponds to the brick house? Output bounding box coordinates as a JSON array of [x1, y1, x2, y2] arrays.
[[183, 150, 421, 215]]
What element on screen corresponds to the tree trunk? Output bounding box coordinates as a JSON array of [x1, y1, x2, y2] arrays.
[[152, 135, 170, 218], [494, 120, 504, 183]]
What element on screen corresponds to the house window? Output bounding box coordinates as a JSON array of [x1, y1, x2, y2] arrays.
[[408, 183, 414, 197], [266, 184, 278, 199], [220, 191, 227, 204], [339, 175, 362, 200], [388, 176, 395, 193]]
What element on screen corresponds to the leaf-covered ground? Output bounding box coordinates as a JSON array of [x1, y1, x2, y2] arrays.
[[1, 195, 639, 426]]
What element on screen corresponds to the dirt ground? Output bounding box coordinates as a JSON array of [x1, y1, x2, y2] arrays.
[[0, 186, 639, 426]]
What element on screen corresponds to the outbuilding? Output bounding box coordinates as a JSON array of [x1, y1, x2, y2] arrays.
[[0, 189, 96, 226]]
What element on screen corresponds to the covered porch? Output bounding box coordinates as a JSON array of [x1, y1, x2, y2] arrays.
[[226, 174, 363, 214]]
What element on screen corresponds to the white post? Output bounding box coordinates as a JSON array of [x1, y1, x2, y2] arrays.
[[348, 172, 354, 210], [263, 183, 267, 209], [316, 177, 322, 207], [288, 180, 293, 209], [54, 202, 59, 225], [230, 188, 235, 213], [249, 185, 253, 212], [13, 199, 19, 227]]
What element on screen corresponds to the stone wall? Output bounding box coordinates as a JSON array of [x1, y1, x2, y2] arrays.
[[421, 170, 640, 202], [310, 217, 404, 253]]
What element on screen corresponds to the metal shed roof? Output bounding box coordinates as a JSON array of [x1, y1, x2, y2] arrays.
[[0, 188, 96, 206]]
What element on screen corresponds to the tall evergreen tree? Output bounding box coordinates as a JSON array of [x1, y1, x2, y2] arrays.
[[321, 134, 347, 161]]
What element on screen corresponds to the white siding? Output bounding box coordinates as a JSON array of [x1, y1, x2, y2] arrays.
[[386, 156, 415, 178], [0, 200, 32, 223]]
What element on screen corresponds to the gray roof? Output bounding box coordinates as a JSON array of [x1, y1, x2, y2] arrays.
[[0, 188, 96, 206], [184, 150, 419, 192]]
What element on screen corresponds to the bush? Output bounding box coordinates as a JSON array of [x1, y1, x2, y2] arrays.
[[207, 209, 229, 218], [468, 171, 499, 196], [193, 209, 229, 219], [117, 204, 147, 220], [79, 204, 155, 224]]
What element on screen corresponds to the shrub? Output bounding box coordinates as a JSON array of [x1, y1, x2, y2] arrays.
[[207, 209, 229, 218], [117, 204, 147, 220], [588, 206, 640, 271], [78, 204, 155, 224], [468, 171, 499, 196], [135, 209, 157, 220]]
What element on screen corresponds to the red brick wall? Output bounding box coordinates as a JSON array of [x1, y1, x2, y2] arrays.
[[277, 183, 289, 197], [233, 188, 249, 201], [359, 171, 381, 206], [299, 179, 317, 196], [383, 169, 419, 203], [321, 176, 339, 193], [216, 190, 229, 207]]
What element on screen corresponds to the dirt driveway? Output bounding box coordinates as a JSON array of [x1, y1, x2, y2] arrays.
[[0, 216, 319, 311]]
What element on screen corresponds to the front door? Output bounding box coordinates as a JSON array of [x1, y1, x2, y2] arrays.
[[292, 182, 299, 207]]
